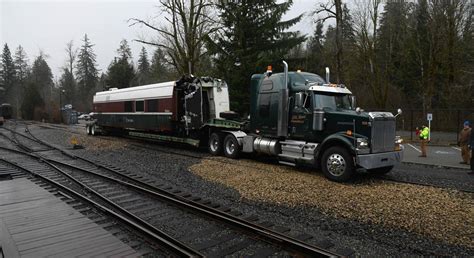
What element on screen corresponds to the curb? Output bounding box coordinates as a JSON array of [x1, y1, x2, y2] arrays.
[[402, 161, 471, 170]]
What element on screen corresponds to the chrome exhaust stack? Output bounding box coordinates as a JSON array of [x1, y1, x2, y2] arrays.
[[277, 61, 289, 137]]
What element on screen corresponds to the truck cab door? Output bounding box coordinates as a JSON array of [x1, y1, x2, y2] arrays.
[[290, 92, 312, 139]]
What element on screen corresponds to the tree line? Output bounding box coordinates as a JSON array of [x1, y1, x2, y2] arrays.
[[0, 36, 174, 120], [0, 0, 472, 121]]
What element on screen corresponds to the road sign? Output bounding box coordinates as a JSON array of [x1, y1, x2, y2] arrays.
[[427, 113, 432, 141]]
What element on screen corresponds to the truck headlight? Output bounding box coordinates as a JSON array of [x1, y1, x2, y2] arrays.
[[395, 136, 403, 144], [357, 138, 369, 148], [395, 136, 403, 150]]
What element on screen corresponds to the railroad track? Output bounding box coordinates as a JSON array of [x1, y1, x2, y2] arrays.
[[0, 122, 347, 257]]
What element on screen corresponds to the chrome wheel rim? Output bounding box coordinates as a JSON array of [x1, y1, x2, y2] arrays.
[[326, 153, 346, 176], [91, 125, 95, 135], [225, 139, 235, 155], [210, 136, 219, 152]]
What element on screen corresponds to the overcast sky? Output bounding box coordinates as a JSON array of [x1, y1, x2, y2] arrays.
[[1, 0, 318, 79]]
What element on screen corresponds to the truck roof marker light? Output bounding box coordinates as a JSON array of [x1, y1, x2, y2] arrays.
[[266, 66, 272, 76], [346, 130, 352, 136]]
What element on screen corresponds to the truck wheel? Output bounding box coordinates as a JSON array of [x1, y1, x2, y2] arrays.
[[86, 125, 91, 135], [321, 146, 355, 182], [223, 134, 240, 159], [208, 132, 223, 155], [367, 166, 394, 175], [91, 124, 97, 136]]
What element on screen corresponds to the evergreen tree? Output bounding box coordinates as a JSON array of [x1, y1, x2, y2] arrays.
[[13, 45, 29, 117], [117, 39, 132, 61], [150, 48, 173, 83], [31, 53, 53, 104], [21, 82, 44, 120], [1, 44, 16, 103], [306, 22, 325, 74], [377, 1, 414, 107], [105, 39, 135, 89], [76, 34, 99, 109], [14, 46, 29, 83], [24, 54, 52, 120], [136, 47, 151, 85], [59, 67, 76, 106], [209, 0, 306, 114], [106, 58, 135, 89]]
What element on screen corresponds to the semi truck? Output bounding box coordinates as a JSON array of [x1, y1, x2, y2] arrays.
[[86, 61, 403, 182]]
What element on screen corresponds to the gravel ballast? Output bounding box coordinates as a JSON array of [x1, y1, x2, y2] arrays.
[[189, 157, 474, 248], [26, 122, 474, 256]]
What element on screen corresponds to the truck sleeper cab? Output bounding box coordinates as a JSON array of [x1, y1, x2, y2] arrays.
[[214, 63, 403, 182]]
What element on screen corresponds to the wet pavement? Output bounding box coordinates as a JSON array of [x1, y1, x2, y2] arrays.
[[403, 142, 471, 170]]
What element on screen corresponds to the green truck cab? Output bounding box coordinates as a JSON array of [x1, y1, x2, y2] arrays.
[[211, 61, 403, 182]]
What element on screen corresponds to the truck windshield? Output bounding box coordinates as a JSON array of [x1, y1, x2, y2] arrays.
[[314, 93, 352, 110]]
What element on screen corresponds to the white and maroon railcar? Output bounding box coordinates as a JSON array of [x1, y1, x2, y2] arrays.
[[89, 77, 230, 137]]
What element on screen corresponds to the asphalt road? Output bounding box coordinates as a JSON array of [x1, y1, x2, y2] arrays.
[[403, 142, 471, 170]]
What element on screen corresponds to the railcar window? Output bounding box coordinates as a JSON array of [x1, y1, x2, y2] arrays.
[[125, 101, 134, 112], [135, 100, 144, 112], [147, 99, 158, 112]]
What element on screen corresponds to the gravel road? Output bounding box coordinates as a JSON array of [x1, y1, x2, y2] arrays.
[[27, 122, 474, 256]]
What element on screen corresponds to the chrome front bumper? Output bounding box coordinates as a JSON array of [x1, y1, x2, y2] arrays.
[[356, 148, 403, 169]]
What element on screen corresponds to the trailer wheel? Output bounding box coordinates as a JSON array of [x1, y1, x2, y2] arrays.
[[208, 132, 223, 155], [367, 166, 394, 175], [223, 134, 240, 159], [321, 146, 355, 182], [86, 125, 91, 135]]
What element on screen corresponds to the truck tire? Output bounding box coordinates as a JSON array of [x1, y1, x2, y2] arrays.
[[223, 134, 240, 159], [91, 124, 97, 136], [86, 125, 91, 135], [321, 146, 355, 182], [367, 166, 394, 175], [208, 132, 223, 155]]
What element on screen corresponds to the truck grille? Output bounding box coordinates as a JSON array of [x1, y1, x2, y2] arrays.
[[371, 115, 396, 153]]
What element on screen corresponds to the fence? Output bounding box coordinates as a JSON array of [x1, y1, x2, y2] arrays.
[[391, 109, 474, 144]]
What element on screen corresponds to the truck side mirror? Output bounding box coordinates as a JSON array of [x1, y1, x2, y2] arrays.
[[295, 92, 304, 108]]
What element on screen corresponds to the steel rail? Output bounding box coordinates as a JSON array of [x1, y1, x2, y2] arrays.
[[9, 122, 341, 257], [46, 158, 339, 257], [0, 146, 203, 257]]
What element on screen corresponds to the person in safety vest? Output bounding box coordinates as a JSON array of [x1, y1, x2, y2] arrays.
[[419, 125, 429, 157]]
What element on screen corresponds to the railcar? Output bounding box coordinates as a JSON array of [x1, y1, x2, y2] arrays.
[[88, 76, 231, 145], [0, 103, 12, 120]]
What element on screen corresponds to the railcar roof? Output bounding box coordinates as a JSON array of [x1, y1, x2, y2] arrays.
[[94, 81, 175, 103]]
